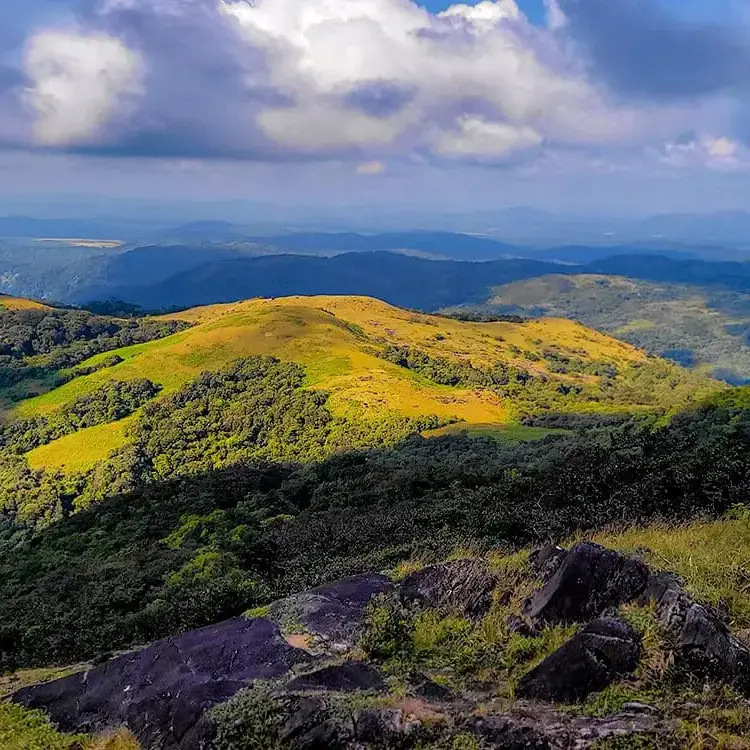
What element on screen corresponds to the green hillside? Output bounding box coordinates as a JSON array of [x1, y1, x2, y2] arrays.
[[477, 274, 750, 384], [0, 295, 718, 489]]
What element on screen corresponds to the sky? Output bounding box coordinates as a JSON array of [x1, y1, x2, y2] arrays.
[[1, 0, 750, 218]]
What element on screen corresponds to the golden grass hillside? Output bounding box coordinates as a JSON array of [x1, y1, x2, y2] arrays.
[[9, 294, 712, 473], [0, 294, 52, 311]]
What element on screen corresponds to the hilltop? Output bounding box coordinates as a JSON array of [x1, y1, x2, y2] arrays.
[[1, 294, 717, 479], [0, 294, 51, 311]]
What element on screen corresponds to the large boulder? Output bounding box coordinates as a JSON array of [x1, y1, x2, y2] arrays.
[[399, 558, 497, 619], [523, 543, 648, 625], [466, 705, 674, 749], [269, 573, 394, 652], [640, 570, 750, 687], [12, 617, 313, 750], [516, 617, 642, 703]]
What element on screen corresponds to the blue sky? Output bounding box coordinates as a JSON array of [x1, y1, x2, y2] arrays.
[[0, 0, 749, 218], [421, 0, 547, 24]]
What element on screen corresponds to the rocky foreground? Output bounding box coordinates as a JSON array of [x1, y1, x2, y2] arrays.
[[11, 542, 750, 749]]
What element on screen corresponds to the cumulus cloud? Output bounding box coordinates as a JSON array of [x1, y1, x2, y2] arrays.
[[659, 134, 749, 171], [3, 0, 750, 168], [24, 31, 143, 146]]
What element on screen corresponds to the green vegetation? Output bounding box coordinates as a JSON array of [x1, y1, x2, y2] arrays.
[[479, 274, 750, 384], [0, 703, 138, 750], [0, 703, 87, 750], [360, 561, 576, 692], [0, 379, 159, 453], [2, 384, 750, 671], [0, 306, 188, 401], [0, 292, 738, 730], [380, 340, 718, 421], [0, 294, 719, 538]]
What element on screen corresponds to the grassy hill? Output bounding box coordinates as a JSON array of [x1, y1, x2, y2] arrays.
[[0, 294, 51, 311], [479, 274, 750, 384], [3, 294, 718, 477]]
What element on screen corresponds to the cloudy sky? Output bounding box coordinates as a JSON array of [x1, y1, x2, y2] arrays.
[[1, 0, 749, 216]]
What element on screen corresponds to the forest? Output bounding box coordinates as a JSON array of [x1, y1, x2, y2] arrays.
[[0, 307, 189, 394], [0, 360, 748, 672]]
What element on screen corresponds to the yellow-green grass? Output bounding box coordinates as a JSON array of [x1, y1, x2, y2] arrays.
[[587, 516, 750, 630], [424, 422, 567, 442], [6, 295, 667, 473], [615, 318, 657, 334], [26, 417, 136, 472], [0, 295, 51, 311], [0, 702, 140, 750]]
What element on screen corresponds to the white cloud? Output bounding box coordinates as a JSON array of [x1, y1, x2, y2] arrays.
[[220, 0, 643, 161], [6, 0, 745, 169], [24, 31, 143, 147], [660, 134, 748, 170], [430, 115, 542, 159]]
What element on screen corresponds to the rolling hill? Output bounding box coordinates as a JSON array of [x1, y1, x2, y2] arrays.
[[0, 294, 52, 311], [479, 274, 750, 384], [0, 294, 719, 506], [2, 293, 750, 750]]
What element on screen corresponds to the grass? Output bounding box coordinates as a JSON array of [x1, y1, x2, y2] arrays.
[[0, 703, 140, 750], [6, 294, 662, 472], [589, 512, 750, 630], [363, 548, 577, 694], [0, 295, 51, 311], [26, 416, 137, 472]]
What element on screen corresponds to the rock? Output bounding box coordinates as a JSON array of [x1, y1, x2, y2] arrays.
[[516, 617, 642, 703], [466, 714, 555, 749], [464, 704, 675, 749], [406, 671, 456, 702], [621, 702, 661, 716], [523, 542, 648, 625], [530, 545, 568, 581], [640, 570, 750, 687], [270, 573, 394, 651], [355, 707, 422, 745], [507, 614, 540, 638], [569, 710, 676, 746], [278, 696, 354, 750], [12, 617, 313, 749], [399, 558, 496, 619], [287, 662, 385, 694]]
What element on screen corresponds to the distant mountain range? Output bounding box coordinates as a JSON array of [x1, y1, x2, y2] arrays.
[[3, 208, 750, 250], [88, 250, 750, 312], [3, 232, 750, 312]]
